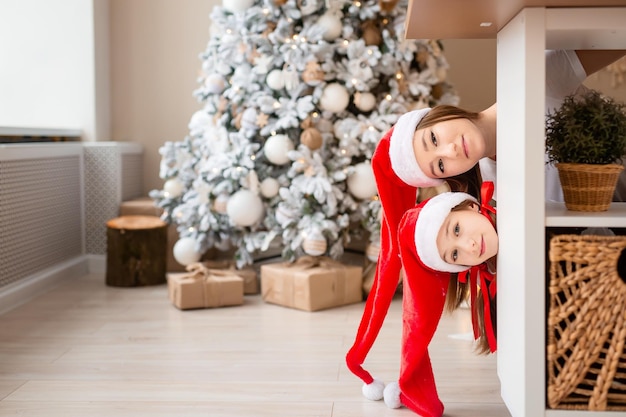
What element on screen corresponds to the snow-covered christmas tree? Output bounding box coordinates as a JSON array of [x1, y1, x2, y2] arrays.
[[151, 0, 459, 268]]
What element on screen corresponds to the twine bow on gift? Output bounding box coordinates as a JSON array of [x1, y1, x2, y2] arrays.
[[184, 262, 241, 307]]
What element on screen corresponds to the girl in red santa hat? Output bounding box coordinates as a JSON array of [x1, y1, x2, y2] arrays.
[[346, 179, 497, 417]]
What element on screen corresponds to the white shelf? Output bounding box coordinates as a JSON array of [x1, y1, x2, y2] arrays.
[[546, 201, 626, 227]]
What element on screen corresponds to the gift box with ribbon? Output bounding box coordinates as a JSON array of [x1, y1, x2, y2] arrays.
[[260, 256, 363, 312], [167, 263, 244, 310], [200, 260, 259, 295]]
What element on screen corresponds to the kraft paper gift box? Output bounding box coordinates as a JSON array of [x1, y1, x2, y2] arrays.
[[168, 263, 244, 310], [260, 256, 363, 312], [201, 260, 259, 295]]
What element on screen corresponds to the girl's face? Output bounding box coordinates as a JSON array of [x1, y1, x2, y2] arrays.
[[436, 203, 498, 267], [412, 118, 486, 179]]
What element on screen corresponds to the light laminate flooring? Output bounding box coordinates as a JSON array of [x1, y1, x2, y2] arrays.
[[0, 272, 511, 417]]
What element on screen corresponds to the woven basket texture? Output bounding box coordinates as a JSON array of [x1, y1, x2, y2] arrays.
[[556, 163, 623, 212], [547, 234, 626, 411]]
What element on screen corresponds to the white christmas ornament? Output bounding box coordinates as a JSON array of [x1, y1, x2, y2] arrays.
[[204, 73, 226, 94], [317, 12, 343, 41], [302, 229, 327, 256], [222, 0, 254, 13], [264, 134, 294, 165], [347, 162, 377, 200], [354, 92, 377, 112], [320, 83, 350, 113], [266, 69, 285, 90], [226, 189, 264, 226], [260, 177, 280, 198], [164, 178, 185, 198], [173, 237, 202, 266]]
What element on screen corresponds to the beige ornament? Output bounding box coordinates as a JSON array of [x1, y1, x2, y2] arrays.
[[302, 61, 325, 86], [300, 127, 323, 150], [302, 230, 327, 256]]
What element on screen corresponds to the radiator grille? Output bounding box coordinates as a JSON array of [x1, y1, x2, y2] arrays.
[[121, 152, 143, 201], [84, 144, 143, 255], [0, 156, 82, 288]]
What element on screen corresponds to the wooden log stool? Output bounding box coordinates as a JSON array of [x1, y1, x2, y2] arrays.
[[106, 215, 167, 287]]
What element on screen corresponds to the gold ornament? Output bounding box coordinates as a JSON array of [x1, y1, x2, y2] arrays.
[[262, 21, 277, 38], [431, 82, 444, 100], [416, 49, 430, 66], [379, 0, 400, 13], [362, 20, 382, 46], [300, 127, 323, 150]]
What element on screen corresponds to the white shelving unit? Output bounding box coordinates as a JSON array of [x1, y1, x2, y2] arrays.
[[405, 2, 626, 416]]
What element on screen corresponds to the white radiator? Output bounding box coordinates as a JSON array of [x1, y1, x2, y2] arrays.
[[0, 144, 84, 288]]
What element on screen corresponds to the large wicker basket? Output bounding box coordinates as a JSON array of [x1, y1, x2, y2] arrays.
[[556, 163, 623, 212], [547, 234, 626, 411]]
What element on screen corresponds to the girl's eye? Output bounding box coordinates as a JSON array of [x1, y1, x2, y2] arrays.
[[438, 159, 444, 174], [430, 131, 437, 146], [452, 249, 458, 262], [453, 223, 460, 236]]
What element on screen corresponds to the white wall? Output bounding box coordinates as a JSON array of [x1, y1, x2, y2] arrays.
[[0, 0, 109, 141]]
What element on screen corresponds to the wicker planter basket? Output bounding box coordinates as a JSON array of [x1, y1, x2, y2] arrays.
[[547, 234, 626, 411], [556, 163, 623, 212]]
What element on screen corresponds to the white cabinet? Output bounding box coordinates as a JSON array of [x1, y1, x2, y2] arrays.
[[405, 2, 626, 416]]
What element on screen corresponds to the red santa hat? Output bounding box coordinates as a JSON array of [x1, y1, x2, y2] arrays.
[[345, 108, 444, 401]]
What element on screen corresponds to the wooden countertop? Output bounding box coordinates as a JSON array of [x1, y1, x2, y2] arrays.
[[405, 0, 626, 39]]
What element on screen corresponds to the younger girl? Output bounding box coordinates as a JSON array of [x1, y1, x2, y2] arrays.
[[346, 182, 497, 417]]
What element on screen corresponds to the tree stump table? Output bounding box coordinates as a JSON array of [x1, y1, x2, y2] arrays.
[[106, 215, 168, 287]]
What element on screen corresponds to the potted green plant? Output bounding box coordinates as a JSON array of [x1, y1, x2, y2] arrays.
[[546, 89, 626, 212]]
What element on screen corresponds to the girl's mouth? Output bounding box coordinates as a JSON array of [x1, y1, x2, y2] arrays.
[[480, 236, 485, 257]]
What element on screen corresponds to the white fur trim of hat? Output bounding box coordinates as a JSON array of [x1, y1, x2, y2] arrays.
[[389, 108, 444, 188], [414, 191, 477, 273]]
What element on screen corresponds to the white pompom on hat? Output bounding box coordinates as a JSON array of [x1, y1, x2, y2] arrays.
[[414, 191, 477, 273], [389, 108, 444, 188]]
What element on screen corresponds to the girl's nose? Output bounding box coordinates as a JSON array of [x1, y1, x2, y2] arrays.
[[461, 238, 479, 255], [440, 143, 458, 158]]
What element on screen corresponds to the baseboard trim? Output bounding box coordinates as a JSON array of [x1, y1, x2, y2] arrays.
[[0, 256, 89, 316]]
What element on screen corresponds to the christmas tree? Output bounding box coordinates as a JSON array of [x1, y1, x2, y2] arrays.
[[151, 0, 459, 268]]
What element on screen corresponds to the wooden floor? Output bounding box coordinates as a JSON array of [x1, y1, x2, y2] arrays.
[[0, 272, 511, 417]]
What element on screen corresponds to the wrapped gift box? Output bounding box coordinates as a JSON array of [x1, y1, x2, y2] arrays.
[[260, 256, 362, 311], [167, 263, 244, 310], [202, 260, 259, 295]]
